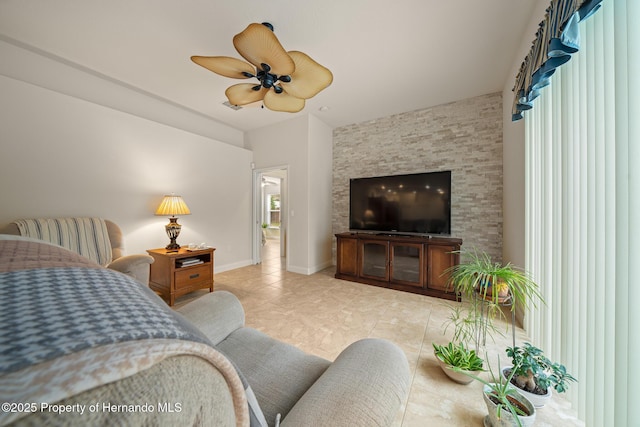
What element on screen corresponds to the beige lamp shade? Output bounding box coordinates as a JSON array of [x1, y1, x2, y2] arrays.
[[155, 195, 191, 250], [155, 195, 191, 217]]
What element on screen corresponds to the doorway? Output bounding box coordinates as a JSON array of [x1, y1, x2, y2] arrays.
[[253, 166, 288, 267]]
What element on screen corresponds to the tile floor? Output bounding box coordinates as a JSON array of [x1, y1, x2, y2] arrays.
[[175, 240, 584, 427]]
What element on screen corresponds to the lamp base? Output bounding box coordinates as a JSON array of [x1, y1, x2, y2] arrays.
[[165, 217, 182, 250]]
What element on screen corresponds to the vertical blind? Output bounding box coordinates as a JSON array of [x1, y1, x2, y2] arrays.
[[524, 0, 639, 425]]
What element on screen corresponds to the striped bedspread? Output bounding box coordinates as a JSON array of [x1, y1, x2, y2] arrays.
[[13, 217, 113, 266]]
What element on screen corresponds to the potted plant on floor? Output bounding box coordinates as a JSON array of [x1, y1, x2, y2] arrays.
[[445, 248, 545, 352], [432, 341, 484, 384], [503, 342, 577, 408], [433, 302, 492, 384], [456, 359, 536, 427]]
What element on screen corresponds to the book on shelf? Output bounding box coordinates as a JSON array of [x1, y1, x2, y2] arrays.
[[177, 257, 204, 267]]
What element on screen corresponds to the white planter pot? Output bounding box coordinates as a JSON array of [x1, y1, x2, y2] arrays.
[[501, 366, 552, 408], [434, 351, 480, 385], [483, 383, 536, 427]]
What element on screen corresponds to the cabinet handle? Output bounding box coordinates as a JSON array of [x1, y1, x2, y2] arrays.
[[189, 273, 200, 279]]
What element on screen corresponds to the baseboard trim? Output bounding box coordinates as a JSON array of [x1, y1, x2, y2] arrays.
[[215, 259, 253, 273], [288, 260, 334, 275]]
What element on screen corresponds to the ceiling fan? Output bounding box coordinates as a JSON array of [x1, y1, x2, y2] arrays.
[[191, 22, 333, 113]]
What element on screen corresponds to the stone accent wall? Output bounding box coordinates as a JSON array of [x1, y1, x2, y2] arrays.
[[332, 92, 503, 262]]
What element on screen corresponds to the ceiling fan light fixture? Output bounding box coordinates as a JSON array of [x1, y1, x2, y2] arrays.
[[192, 21, 332, 113], [262, 74, 276, 88]]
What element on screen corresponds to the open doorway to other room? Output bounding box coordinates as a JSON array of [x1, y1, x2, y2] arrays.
[[253, 167, 287, 269]]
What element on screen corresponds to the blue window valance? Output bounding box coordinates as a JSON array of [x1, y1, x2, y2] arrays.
[[511, 0, 604, 121]]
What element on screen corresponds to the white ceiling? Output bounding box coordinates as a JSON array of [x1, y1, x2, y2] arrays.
[[0, 0, 537, 133]]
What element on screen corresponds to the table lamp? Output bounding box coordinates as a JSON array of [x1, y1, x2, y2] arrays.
[[155, 194, 191, 250]]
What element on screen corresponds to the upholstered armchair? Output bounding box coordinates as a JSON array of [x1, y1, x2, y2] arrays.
[[0, 218, 153, 284]]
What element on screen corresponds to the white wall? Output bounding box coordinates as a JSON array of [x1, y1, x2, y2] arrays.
[[0, 39, 244, 148], [502, 1, 550, 268], [246, 115, 333, 274], [307, 115, 333, 272], [0, 42, 253, 272]]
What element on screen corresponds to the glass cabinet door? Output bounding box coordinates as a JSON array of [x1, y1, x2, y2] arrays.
[[390, 243, 424, 287], [360, 241, 389, 280]]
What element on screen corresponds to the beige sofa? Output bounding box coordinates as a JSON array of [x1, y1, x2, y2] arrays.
[[0, 217, 153, 284], [0, 235, 410, 426]]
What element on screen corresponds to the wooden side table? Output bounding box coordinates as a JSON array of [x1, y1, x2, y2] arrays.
[[146, 247, 215, 306]]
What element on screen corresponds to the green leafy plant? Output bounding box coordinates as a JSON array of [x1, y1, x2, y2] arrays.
[[446, 248, 544, 310], [432, 342, 483, 371], [455, 358, 534, 427], [444, 249, 545, 354], [441, 302, 505, 353], [505, 343, 577, 394], [261, 223, 268, 229]]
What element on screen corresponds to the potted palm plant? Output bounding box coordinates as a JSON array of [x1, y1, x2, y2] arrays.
[[503, 343, 577, 407]]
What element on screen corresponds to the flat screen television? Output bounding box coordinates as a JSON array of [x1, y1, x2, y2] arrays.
[[349, 171, 451, 235]]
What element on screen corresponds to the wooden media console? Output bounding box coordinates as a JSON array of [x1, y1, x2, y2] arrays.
[[335, 232, 462, 300]]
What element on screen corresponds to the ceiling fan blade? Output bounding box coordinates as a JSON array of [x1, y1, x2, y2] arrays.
[[225, 83, 267, 106], [233, 23, 295, 76], [263, 90, 305, 113], [191, 56, 255, 79], [280, 51, 333, 99]]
